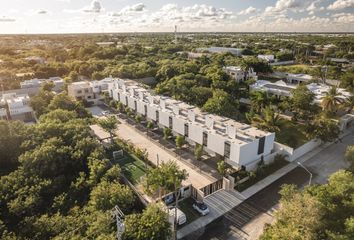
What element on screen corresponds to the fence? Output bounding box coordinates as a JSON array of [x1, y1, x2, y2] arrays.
[[274, 139, 322, 162]]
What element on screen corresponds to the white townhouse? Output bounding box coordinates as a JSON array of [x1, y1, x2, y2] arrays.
[[223, 66, 257, 83], [0, 93, 35, 122], [67, 78, 114, 105], [286, 73, 313, 84], [109, 79, 275, 170], [257, 55, 275, 63]]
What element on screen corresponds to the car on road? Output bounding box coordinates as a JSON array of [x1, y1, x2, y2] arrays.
[[168, 207, 187, 225], [102, 110, 111, 116], [193, 201, 210, 216]]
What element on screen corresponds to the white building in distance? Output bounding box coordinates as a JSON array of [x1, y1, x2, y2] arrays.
[[250, 80, 352, 104], [0, 93, 35, 122], [108, 79, 275, 170], [258, 55, 275, 62], [197, 47, 243, 56], [223, 66, 257, 83], [20, 77, 64, 92], [67, 78, 114, 105], [286, 73, 313, 84]]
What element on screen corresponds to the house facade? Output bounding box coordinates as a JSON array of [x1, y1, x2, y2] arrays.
[[0, 93, 35, 122], [223, 66, 257, 83], [108, 79, 275, 170]]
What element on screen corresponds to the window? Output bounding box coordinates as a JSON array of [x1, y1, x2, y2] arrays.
[[258, 136, 265, 155], [77, 90, 82, 94], [169, 116, 173, 129], [134, 101, 137, 111], [156, 110, 159, 122], [144, 105, 147, 116], [117, 93, 120, 101], [184, 123, 189, 137], [84, 89, 89, 93], [224, 142, 231, 158], [125, 96, 128, 105], [202, 132, 208, 147]]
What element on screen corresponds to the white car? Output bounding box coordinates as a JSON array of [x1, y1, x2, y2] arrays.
[[168, 207, 187, 225], [193, 201, 210, 216]]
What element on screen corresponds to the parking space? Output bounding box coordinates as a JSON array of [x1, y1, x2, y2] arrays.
[[87, 105, 107, 117]]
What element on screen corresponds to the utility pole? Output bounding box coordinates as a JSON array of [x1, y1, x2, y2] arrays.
[[111, 205, 125, 240], [174, 25, 178, 44]]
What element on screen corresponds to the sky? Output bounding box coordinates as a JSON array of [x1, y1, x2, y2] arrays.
[[0, 0, 353, 34]]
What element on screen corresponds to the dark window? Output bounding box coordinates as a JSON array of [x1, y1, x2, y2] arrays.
[[84, 89, 89, 93], [125, 96, 128, 105], [258, 136, 265, 155], [169, 116, 173, 129], [117, 93, 120, 101], [184, 123, 189, 137], [203, 132, 208, 147], [134, 101, 137, 111], [156, 110, 159, 122], [224, 142, 231, 158], [144, 105, 147, 116], [77, 90, 82, 94]]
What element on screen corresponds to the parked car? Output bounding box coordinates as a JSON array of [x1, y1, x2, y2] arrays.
[[164, 194, 175, 205], [168, 207, 187, 225], [102, 110, 111, 116], [193, 201, 210, 216]]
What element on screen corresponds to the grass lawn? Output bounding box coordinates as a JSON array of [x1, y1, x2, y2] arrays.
[[275, 119, 310, 148], [115, 153, 149, 185], [177, 197, 201, 227]]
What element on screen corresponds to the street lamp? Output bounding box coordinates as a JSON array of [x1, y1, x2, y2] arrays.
[[297, 162, 312, 186]]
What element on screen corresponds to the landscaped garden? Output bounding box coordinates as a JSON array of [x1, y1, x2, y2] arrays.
[[275, 119, 310, 148], [233, 154, 289, 192]]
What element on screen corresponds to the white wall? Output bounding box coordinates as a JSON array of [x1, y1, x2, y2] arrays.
[[172, 116, 186, 135], [207, 131, 225, 156], [188, 123, 203, 145], [159, 110, 170, 128]]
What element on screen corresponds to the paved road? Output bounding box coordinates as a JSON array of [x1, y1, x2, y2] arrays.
[[183, 132, 353, 240]]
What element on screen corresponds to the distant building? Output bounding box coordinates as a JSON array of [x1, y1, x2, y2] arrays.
[[257, 55, 275, 62], [20, 77, 64, 92], [96, 42, 115, 47], [250, 80, 352, 104], [286, 73, 313, 84], [0, 93, 35, 122], [67, 78, 114, 105], [24, 56, 45, 64], [223, 66, 257, 83], [197, 47, 243, 56]]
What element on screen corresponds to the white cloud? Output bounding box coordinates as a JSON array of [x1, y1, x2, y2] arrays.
[[265, 0, 308, 14], [37, 10, 48, 14], [238, 6, 257, 15], [109, 3, 146, 16], [83, 0, 103, 13], [327, 0, 354, 10], [0, 16, 16, 22]]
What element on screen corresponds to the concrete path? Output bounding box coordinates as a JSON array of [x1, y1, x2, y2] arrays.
[[177, 190, 244, 239], [115, 117, 216, 189]]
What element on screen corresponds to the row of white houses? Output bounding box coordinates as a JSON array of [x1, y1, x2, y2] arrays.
[[108, 79, 275, 170]]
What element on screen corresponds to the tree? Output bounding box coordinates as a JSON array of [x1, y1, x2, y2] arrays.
[[89, 180, 135, 212], [217, 160, 228, 177], [345, 145, 354, 171], [320, 86, 345, 115], [163, 127, 172, 140], [290, 85, 316, 122], [261, 184, 323, 240], [250, 91, 270, 114], [309, 115, 340, 142], [123, 204, 171, 240], [250, 106, 281, 132], [30, 88, 55, 117], [145, 160, 188, 197], [175, 135, 184, 149], [194, 144, 203, 170], [98, 116, 118, 143], [202, 90, 239, 118]]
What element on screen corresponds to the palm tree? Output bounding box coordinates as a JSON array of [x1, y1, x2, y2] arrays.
[[250, 91, 269, 113], [251, 106, 281, 132], [320, 86, 344, 114]]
